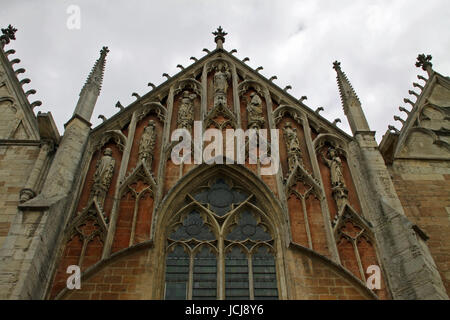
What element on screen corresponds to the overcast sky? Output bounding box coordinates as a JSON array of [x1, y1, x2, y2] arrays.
[[1, 0, 449, 142]]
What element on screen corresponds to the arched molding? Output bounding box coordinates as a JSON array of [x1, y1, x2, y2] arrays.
[[288, 241, 378, 300], [313, 133, 349, 157], [273, 104, 306, 126], [237, 79, 265, 97]]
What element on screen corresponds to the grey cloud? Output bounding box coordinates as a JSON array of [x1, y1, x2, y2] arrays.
[[1, 0, 449, 142]]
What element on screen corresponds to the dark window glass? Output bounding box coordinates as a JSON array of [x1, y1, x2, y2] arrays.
[[192, 246, 217, 300], [193, 179, 248, 216], [225, 246, 250, 299], [165, 245, 189, 300], [169, 210, 215, 241], [226, 211, 272, 241], [252, 246, 278, 300]]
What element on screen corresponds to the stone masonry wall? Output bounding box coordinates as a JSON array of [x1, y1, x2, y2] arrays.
[[389, 159, 450, 296], [0, 144, 40, 248]]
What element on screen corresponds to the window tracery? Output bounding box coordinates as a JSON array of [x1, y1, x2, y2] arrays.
[[164, 177, 278, 300]]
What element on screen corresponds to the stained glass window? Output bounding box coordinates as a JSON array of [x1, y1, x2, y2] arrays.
[[225, 246, 250, 299], [164, 177, 278, 300], [252, 246, 278, 300], [192, 246, 217, 300], [165, 245, 189, 300]]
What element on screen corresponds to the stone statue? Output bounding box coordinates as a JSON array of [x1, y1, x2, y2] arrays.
[[138, 120, 156, 169], [283, 122, 303, 174], [213, 62, 230, 108], [247, 92, 265, 129], [177, 91, 196, 130], [91, 147, 115, 209], [322, 146, 348, 212]]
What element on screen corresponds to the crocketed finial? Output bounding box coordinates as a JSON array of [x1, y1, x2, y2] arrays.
[[333, 60, 341, 70], [212, 26, 227, 49], [0, 25, 18, 47], [415, 54, 433, 76]]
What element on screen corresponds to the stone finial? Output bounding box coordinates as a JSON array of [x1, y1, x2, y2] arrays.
[[190, 56, 198, 62], [25, 89, 36, 97], [269, 76, 277, 81], [148, 82, 156, 89], [98, 114, 107, 122], [30, 101, 42, 109], [284, 85, 292, 91], [5, 49, 16, 56], [10, 58, 20, 65], [417, 75, 428, 82], [299, 96, 308, 102], [399, 106, 410, 114], [413, 82, 424, 91], [115, 101, 124, 110], [242, 57, 250, 63], [176, 64, 184, 70], [403, 98, 415, 106], [393, 115, 405, 125], [408, 90, 419, 98], [230, 49, 237, 54], [332, 60, 341, 71], [315, 107, 324, 114], [332, 118, 341, 125], [388, 125, 400, 134], [415, 54, 432, 72], [0, 24, 18, 46], [213, 26, 227, 49], [256, 66, 263, 72]]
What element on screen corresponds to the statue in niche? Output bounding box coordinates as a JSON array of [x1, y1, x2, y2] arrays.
[[283, 122, 303, 174], [322, 146, 348, 212], [138, 120, 157, 170], [177, 90, 196, 130], [91, 147, 115, 209], [213, 62, 231, 109], [246, 92, 265, 129]]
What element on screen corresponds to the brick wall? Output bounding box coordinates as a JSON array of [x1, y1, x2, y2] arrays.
[[58, 245, 375, 300], [60, 248, 155, 300]]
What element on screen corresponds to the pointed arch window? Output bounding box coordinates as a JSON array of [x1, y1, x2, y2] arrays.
[[164, 178, 278, 300]]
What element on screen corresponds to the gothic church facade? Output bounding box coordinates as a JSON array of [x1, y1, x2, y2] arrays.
[[0, 26, 449, 300]]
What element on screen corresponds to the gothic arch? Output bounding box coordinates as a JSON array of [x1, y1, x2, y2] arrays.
[[152, 163, 289, 299]]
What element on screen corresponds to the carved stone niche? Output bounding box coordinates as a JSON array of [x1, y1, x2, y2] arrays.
[[174, 78, 201, 131], [317, 140, 349, 216], [206, 59, 232, 110], [238, 80, 266, 130], [90, 147, 116, 213]]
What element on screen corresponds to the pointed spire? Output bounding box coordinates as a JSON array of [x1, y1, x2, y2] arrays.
[[73, 46, 109, 122], [80, 46, 109, 97], [333, 61, 369, 134], [212, 26, 227, 49], [333, 61, 361, 113]]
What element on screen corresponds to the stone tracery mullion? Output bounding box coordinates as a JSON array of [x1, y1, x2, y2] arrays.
[[164, 177, 278, 300]]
